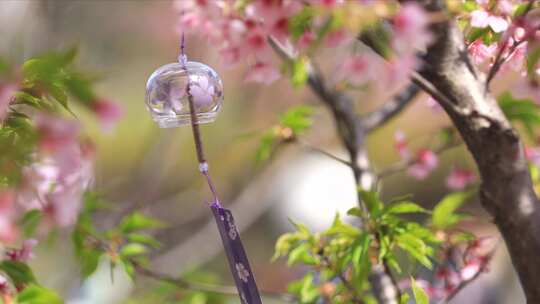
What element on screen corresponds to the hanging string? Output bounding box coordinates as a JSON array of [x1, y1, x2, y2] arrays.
[[179, 31, 221, 208], [172, 30, 262, 304]]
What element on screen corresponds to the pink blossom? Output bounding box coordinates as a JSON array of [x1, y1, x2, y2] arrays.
[[0, 274, 8, 294], [219, 46, 242, 66], [91, 99, 123, 131], [17, 152, 93, 228], [468, 40, 497, 66], [446, 168, 477, 190], [384, 55, 419, 89], [245, 62, 281, 84], [5, 239, 37, 262], [407, 149, 439, 180], [36, 114, 80, 153], [297, 30, 315, 50], [338, 53, 378, 86], [312, 0, 343, 7], [0, 83, 18, 121], [392, 3, 432, 54], [470, 10, 509, 33], [460, 259, 482, 280], [325, 29, 353, 48], [504, 41, 527, 71], [0, 190, 17, 243], [526, 146, 540, 166], [17, 116, 94, 228], [394, 130, 411, 160]]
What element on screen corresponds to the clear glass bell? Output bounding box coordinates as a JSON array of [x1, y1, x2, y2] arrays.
[[145, 60, 223, 128]]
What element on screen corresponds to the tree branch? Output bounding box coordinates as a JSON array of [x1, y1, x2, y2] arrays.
[[362, 83, 420, 132], [133, 262, 296, 302], [269, 36, 401, 304], [376, 141, 462, 179], [412, 1, 540, 301]]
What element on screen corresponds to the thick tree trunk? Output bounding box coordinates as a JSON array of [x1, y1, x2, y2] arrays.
[[420, 2, 540, 302]]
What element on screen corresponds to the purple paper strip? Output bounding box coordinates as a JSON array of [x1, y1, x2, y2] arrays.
[[211, 205, 263, 304]]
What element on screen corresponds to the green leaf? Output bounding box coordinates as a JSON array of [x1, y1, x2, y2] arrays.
[[400, 292, 410, 304], [127, 233, 161, 249], [80, 249, 103, 279], [291, 57, 309, 87], [289, 7, 314, 40], [462, 0, 479, 12], [255, 131, 277, 163], [0, 57, 9, 74], [499, 91, 540, 137], [64, 73, 96, 103], [432, 190, 474, 229], [121, 259, 136, 280], [396, 234, 433, 269], [16, 284, 63, 304], [47, 82, 69, 110], [384, 201, 429, 215], [324, 213, 361, 237], [411, 277, 429, 304], [287, 243, 316, 266], [0, 261, 37, 286], [467, 27, 489, 42], [120, 243, 148, 257], [18, 209, 43, 237], [288, 273, 319, 304], [359, 190, 383, 218], [527, 46, 540, 79], [347, 207, 364, 218], [279, 105, 314, 135], [514, 2, 532, 17], [119, 212, 165, 233], [351, 233, 372, 283], [289, 218, 311, 237]]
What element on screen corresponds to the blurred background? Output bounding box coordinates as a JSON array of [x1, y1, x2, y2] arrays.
[[0, 1, 526, 303]]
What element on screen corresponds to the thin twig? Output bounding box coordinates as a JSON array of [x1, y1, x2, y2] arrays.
[[133, 263, 297, 302], [297, 138, 352, 167], [362, 83, 420, 132], [485, 0, 535, 89], [376, 141, 462, 179], [438, 248, 497, 304]]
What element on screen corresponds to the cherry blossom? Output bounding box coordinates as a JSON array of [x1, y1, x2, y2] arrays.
[[0, 190, 17, 243], [245, 61, 281, 84], [470, 9, 509, 33], [468, 40, 497, 66], [17, 115, 94, 228], [5, 239, 37, 262], [0, 83, 18, 121], [407, 149, 439, 180], [392, 2, 433, 55], [36, 114, 80, 153], [91, 98, 123, 131], [394, 130, 411, 160], [338, 53, 378, 86], [446, 168, 477, 190], [525, 146, 540, 166]]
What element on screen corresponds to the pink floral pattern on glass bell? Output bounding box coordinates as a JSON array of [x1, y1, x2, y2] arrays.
[[145, 61, 223, 128]]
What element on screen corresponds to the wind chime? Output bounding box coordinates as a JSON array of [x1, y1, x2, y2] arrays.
[[144, 34, 263, 304]]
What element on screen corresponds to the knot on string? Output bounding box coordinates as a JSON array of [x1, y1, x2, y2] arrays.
[[178, 32, 188, 66], [199, 161, 209, 173]]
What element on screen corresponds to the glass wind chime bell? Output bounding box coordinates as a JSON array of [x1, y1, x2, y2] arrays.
[[145, 56, 223, 128], [145, 37, 262, 304]]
